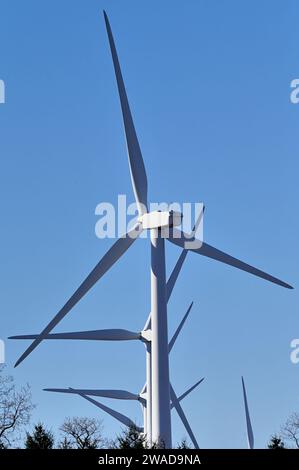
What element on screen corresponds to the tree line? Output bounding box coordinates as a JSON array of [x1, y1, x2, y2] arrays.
[[1, 365, 299, 449], [0, 365, 189, 449]]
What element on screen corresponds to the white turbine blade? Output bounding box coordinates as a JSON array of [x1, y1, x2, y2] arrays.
[[168, 228, 293, 289], [82, 395, 141, 431], [176, 377, 205, 403], [10, 329, 140, 341], [166, 207, 205, 303], [170, 384, 199, 449], [14, 223, 142, 368], [168, 302, 193, 353], [44, 387, 140, 401], [241, 376, 254, 450], [65, 388, 142, 431], [166, 250, 189, 303], [103, 11, 148, 215], [143, 249, 188, 332]]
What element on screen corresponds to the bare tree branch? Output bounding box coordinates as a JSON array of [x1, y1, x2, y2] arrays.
[[59, 417, 105, 449], [0, 365, 35, 447], [280, 412, 299, 449]]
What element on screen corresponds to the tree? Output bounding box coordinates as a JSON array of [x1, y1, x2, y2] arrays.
[[177, 438, 191, 449], [268, 435, 285, 449], [58, 436, 73, 449], [25, 423, 54, 449], [59, 417, 104, 449], [280, 413, 299, 449], [114, 425, 147, 449], [0, 365, 34, 448]]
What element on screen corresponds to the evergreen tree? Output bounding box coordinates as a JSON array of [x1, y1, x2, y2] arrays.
[[268, 435, 285, 449], [177, 438, 191, 449], [58, 436, 73, 449], [25, 423, 54, 449], [114, 425, 147, 449], [0, 440, 7, 449]]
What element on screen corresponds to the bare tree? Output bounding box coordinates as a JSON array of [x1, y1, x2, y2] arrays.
[[0, 365, 34, 448], [280, 412, 299, 449], [59, 417, 104, 449]]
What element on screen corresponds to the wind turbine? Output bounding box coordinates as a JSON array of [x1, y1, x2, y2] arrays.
[[11, 218, 203, 446], [11, 301, 201, 447], [43, 376, 205, 448], [11, 11, 292, 447], [241, 376, 254, 449]]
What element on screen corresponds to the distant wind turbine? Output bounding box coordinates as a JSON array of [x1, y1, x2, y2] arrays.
[[241, 376, 254, 449]]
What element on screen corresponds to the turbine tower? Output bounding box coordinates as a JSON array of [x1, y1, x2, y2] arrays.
[[10, 11, 292, 448]]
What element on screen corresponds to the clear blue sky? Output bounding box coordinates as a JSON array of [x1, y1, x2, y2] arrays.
[[0, 0, 298, 448]]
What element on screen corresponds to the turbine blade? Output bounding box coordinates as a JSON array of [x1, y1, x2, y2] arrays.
[[166, 207, 205, 302], [166, 250, 188, 303], [103, 11, 148, 215], [44, 387, 139, 401], [142, 249, 188, 332], [14, 223, 142, 367], [170, 384, 199, 449], [10, 329, 140, 341], [81, 394, 143, 432], [241, 376, 254, 450], [83, 395, 141, 430], [176, 377, 205, 403], [168, 302, 193, 353], [47, 387, 141, 431], [168, 229, 293, 289]]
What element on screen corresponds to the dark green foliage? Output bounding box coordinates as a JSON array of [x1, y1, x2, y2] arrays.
[[268, 435, 285, 449], [114, 425, 147, 449], [177, 438, 191, 449], [25, 423, 54, 449]]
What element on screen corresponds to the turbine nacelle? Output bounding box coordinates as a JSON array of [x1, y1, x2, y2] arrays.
[[139, 210, 182, 230]]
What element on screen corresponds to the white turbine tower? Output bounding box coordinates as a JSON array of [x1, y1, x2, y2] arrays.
[[241, 376, 254, 449], [10, 11, 292, 448]]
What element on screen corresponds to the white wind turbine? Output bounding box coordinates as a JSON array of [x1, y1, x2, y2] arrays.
[[241, 376, 254, 449], [43, 376, 204, 448], [11, 225, 201, 445], [10, 11, 292, 447], [11, 300, 204, 448], [44, 376, 204, 442]]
